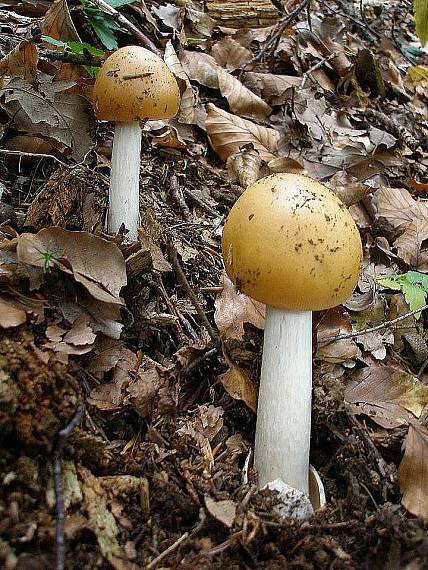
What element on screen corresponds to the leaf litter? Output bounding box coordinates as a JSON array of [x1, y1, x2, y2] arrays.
[[1, 1, 428, 569]]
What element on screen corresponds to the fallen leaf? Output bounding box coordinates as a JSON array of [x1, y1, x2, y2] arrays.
[[217, 67, 272, 120], [127, 365, 164, 418], [0, 77, 94, 161], [17, 228, 127, 304], [345, 367, 428, 428], [164, 41, 196, 124], [210, 37, 252, 71], [214, 273, 265, 340], [316, 307, 360, 363], [394, 220, 428, 270], [226, 144, 261, 188], [398, 422, 428, 521], [243, 72, 301, 105], [206, 103, 279, 162], [0, 297, 27, 327], [41, 0, 81, 44], [218, 353, 257, 412], [377, 186, 428, 231], [0, 40, 38, 82], [205, 496, 237, 528]]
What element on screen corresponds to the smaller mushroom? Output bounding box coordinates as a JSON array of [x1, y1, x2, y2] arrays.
[[93, 46, 180, 241], [222, 173, 362, 516]]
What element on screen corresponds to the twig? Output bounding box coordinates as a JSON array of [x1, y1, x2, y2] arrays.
[[53, 402, 85, 570], [87, 0, 161, 55], [146, 532, 189, 569], [322, 304, 428, 342], [0, 148, 69, 167], [166, 241, 218, 344], [155, 271, 193, 344], [301, 52, 337, 88], [182, 185, 219, 217], [42, 50, 102, 67], [170, 175, 192, 221], [254, 0, 311, 62]]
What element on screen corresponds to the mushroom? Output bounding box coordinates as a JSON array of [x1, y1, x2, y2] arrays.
[[221, 173, 362, 514], [93, 46, 180, 241]]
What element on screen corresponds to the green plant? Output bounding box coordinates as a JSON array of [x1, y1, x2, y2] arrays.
[[414, 0, 428, 46], [35, 243, 62, 274], [42, 36, 104, 76], [376, 271, 428, 316], [79, 0, 133, 50]]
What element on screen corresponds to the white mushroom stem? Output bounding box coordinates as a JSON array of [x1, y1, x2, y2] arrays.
[[254, 307, 312, 496], [107, 121, 142, 241]]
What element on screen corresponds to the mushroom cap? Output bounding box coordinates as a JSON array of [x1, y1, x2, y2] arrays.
[[221, 173, 362, 311], [93, 46, 180, 122]]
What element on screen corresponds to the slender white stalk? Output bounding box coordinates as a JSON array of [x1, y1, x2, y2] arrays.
[[254, 307, 312, 495], [107, 121, 142, 241]]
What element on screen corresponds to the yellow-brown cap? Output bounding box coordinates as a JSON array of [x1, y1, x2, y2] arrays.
[[93, 46, 180, 122], [221, 173, 362, 311]]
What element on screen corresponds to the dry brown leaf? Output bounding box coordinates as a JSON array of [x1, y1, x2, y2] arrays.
[[268, 156, 305, 175], [218, 353, 257, 412], [0, 40, 38, 82], [64, 315, 96, 346], [214, 273, 265, 340], [345, 367, 428, 428], [127, 366, 164, 418], [376, 186, 428, 231], [226, 144, 261, 188], [398, 422, 428, 521], [180, 50, 219, 89], [0, 297, 27, 327], [217, 67, 272, 120], [17, 228, 126, 304], [210, 37, 252, 71], [243, 72, 301, 105], [394, 219, 428, 270], [206, 103, 279, 162], [0, 77, 94, 161], [205, 496, 237, 528], [316, 307, 360, 363], [41, 0, 81, 43], [85, 337, 128, 379], [164, 41, 196, 124], [327, 171, 372, 207]]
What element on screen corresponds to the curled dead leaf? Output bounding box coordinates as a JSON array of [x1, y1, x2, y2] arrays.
[[398, 422, 428, 521], [206, 103, 279, 162]]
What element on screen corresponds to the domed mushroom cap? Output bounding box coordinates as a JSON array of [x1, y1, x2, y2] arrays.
[[93, 46, 180, 122], [222, 173, 362, 311]]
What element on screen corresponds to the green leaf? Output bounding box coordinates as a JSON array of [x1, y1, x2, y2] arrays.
[[86, 14, 120, 50], [377, 272, 428, 318], [67, 41, 104, 57], [42, 36, 67, 48], [414, 0, 428, 46], [106, 0, 135, 7]]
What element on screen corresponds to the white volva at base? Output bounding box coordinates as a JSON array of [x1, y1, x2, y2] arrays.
[[254, 307, 312, 496], [107, 121, 142, 241]]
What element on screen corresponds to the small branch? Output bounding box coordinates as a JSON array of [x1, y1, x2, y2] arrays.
[[254, 0, 311, 62], [53, 402, 85, 570], [42, 49, 101, 67], [170, 175, 192, 221], [301, 52, 337, 88], [166, 241, 218, 344], [0, 148, 69, 167], [323, 304, 428, 342], [87, 0, 161, 55]]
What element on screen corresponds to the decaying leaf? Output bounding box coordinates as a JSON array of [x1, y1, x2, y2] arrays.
[[316, 307, 360, 363], [218, 352, 257, 412], [345, 366, 428, 428], [226, 144, 261, 188], [206, 103, 279, 162], [0, 297, 27, 328], [394, 220, 428, 271], [398, 422, 428, 520], [78, 466, 120, 561], [376, 186, 428, 232], [164, 41, 196, 124], [16, 228, 126, 304], [205, 496, 237, 528], [0, 40, 38, 82], [215, 273, 265, 340], [0, 77, 94, 161], [210, 36, 252, 71]]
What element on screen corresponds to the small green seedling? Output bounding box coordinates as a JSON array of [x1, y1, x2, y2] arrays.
[[35, 242, 62, 275], [376, 271, 428, 317]]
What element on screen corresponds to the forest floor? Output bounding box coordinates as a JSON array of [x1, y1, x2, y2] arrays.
[[1, 0, 428, 568]]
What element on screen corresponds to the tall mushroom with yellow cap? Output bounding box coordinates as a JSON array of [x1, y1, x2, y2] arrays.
[[93, 46, 180, 241], [222, 173, 362, 517]]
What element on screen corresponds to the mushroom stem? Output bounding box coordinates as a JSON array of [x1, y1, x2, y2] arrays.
[[108, 121, 142, 241], [254, 307, 312, 495]]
